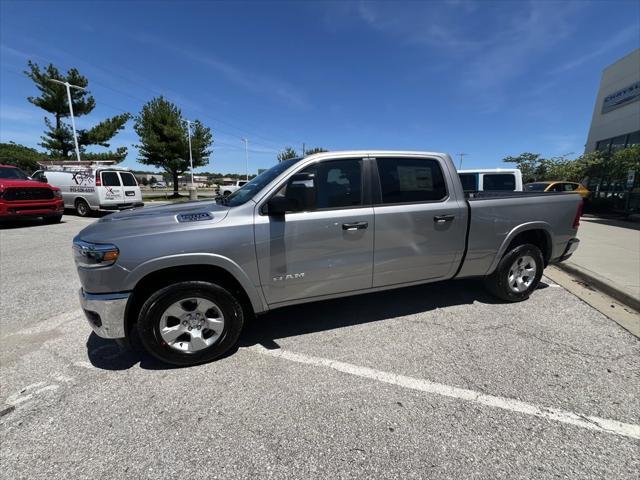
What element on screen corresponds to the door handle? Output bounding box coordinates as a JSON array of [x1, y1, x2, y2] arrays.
[[433, 214, 455, 223], [342, 221, 368, 231]]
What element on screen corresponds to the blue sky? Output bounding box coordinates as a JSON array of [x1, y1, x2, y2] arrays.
[[1, 0, 639, 174]]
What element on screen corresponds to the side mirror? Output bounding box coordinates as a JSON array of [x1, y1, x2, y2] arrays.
[[39, 176, 48, 183], [266, 196, 296, 216]]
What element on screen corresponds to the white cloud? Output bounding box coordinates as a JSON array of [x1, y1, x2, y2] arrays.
[[0, 128, 43, 146], [134, 34, 309, 110], [0, 105, 41, 123], [550, 24, 640, 74], [328, 1, 585, 112]]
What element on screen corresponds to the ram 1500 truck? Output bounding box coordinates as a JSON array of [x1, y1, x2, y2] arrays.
[[0, 164, 64, 222], [73, 151, 582, 366]]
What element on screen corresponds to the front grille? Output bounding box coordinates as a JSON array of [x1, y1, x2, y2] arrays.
[[2, 188, 54, 201]]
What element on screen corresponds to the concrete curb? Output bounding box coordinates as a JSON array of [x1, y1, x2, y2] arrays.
[[555, 261, 640, 312]]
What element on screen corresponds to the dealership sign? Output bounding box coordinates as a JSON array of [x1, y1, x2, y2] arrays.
[[602, 81, 640, 113]]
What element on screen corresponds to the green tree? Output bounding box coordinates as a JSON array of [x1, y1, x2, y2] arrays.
[[25, 61, 131, 160], [304, 147, 327, 156], [502, 146, 640, 187], [277, 147, 298, 162], [609, 145, 640, 179], [0, 142, 44, 173], [502, 152, 545, 182], [133, 96, 213, 196]]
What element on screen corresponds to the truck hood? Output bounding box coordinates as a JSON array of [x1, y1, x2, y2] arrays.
[[77, 200, 231, 243], [0, 178, 56, 189]]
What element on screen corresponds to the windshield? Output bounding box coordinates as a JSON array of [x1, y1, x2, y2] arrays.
[[220, 158, 303, 207], [524, 183, 548, 191], [0, 166, 29, 180]]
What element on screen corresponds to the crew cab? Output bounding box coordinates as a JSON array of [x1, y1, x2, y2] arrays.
[[73, 151, 582, 366], [0, 164, 64, 223]]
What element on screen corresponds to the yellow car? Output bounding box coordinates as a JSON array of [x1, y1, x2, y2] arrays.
[[524, 181, 590, 199]]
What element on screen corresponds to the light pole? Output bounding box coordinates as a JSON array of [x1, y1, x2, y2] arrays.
[[184, 119, 197, 200], [184, 120, 195, 187], [242, 138, 249, 180], [49, 78, 84, 162], [456, 152, 468, 169]]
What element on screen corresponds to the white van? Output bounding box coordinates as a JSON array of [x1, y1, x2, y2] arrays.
[[457, 168, 523, 192], [32, 164, 143, 216]]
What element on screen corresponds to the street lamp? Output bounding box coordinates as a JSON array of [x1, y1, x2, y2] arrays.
[[242, 138, 249, 181], [184, 119, 196, 200], [48, 78, 84, 162]]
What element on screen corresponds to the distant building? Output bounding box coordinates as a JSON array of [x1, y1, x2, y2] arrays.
[[135, 173, 163, 183], [177, 174, 209, 187], [585, 48, 640, 153]]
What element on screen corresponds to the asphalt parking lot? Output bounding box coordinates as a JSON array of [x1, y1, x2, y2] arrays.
[[1, 215, 639, 479]]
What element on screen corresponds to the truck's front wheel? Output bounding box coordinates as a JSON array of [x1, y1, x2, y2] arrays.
[[484, 243, 544, 302], [136, 281, 244, 366]]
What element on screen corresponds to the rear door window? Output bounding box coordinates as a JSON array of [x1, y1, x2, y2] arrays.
[[562, 183, 577, 191], [119, 172, 138, 186], [459, 173, 477, 192], [101, 171, 121, 186], [377, 158, 447, 204], [482, 174, 515, 191]]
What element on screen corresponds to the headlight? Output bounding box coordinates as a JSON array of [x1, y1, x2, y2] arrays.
[[73, 240, 119, 268], [53, 190, 62, 199]]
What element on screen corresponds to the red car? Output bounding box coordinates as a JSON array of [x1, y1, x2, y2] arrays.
[[0, 164, 64, 223]]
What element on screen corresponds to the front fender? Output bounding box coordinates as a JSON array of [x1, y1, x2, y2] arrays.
[[127, 253, 268, 313], [485, 222, 553, 275]]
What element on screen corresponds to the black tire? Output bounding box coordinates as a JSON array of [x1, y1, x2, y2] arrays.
[[75, 199, 91, 217], [43, 215, 62, 224], [484, 243, 544, 302], [136, 281, 244, 366], [223, 190, 231, 196]]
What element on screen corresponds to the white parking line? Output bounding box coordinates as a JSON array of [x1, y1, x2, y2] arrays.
[[250, 345, 640, 440]]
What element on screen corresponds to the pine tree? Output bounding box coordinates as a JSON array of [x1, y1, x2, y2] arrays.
[[25, 61, 130, 160], [134, 97, 212, 196]]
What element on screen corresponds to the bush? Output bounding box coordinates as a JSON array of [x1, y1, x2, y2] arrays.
[[0, 142, 44, 174]]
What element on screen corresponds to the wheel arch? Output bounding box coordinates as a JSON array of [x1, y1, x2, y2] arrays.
[[74, 196, 94, 210], [486, 222, 553, 275], [124, 256, 267, 336]]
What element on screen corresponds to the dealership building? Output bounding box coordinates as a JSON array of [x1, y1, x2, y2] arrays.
[[585, 48, 640, 153]]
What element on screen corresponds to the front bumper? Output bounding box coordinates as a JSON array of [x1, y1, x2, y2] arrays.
[[0, 199, 64, 218], [79, 289, 129, 339], [556, 238, 580, 262], [99, 202, 144, 211]]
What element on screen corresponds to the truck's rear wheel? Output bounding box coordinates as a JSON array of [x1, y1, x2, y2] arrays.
[[75, 199, 90, 217], [136, 281, 244, 366], [484, 243, 543, 302]]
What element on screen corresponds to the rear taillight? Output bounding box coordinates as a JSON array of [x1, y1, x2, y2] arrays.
[[573, 200, 584, 228], [95, 175, 102, 186]]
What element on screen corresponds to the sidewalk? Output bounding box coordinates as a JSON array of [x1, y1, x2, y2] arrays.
[[557, 215, 640, 311]]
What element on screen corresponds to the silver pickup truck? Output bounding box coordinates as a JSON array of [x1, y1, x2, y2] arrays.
[[73, 151, 582, 366]]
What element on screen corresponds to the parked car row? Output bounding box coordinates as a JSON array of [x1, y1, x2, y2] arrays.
[[1, 163, 144, 223], [458, 169, 591, 205]]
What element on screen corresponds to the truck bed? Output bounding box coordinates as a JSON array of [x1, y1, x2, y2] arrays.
[[457, 192, 582, 278]]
